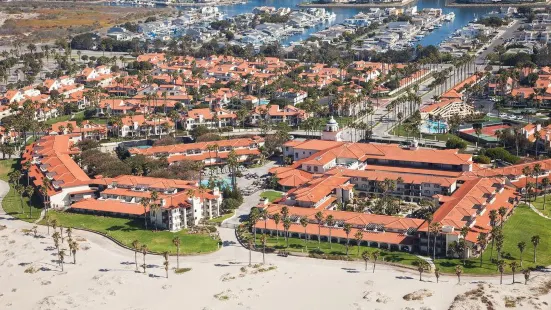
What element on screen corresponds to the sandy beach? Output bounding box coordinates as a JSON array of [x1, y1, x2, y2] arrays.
[[1, 180, 551, 309]]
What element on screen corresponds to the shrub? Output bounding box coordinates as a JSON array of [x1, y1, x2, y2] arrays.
[[473, 155, 491, 164], [174, 268, 192, 274], [446, 136, 468, 150], [483, 147, 520, 164]]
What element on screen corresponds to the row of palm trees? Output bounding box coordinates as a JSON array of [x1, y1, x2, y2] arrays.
[[130, 237, 183, 278], [43, 216, 80, 271]]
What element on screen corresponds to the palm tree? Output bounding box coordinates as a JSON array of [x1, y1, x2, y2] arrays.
[[150, 191, 160, 231], [455, 265, 463, 283], [497, 260, 506, 284], [273, 213, 281, 240], [343, 223, 352, 257], [510, 261, 519, 284], [531, 235, 540, 263], [517, 241, 526, 267], [361, 250, 370, 271], [141, 244, 148, 274], [477, 233, 488, 267], [70, 241, 79, 264], [45, 213, 51, 235], [283, 218, 291, 248], [522, 166, 532, 203], [25, 185, 34, 218], [132, 240, 140, 271], [425, 213, 433, 256], [372, 250, 380, 273], [247, 235, 253, 267], [51, 219, 58, 235], [495, 229, 504, 261], [489, 210, 498, 260], [260, 234, 267, 265], [498, 206, 507, 228], [315, 211, 324, 249], [140, 198, 150, 230], [542, 177, 550, 210], [326, 215, 335, 249], [52, 231, 60, 255], [172, 237, 181, 269], [434, 267, 441, 283], [533, 163, 542, 193], [354, 230, 364, 256], [523, 269, 531, 285], [429, 222, 441, 260], [299, 216, 308, 250], [58, 249, 66, 272], [416, 259, 430, 281], [160, 251, 168, 279]]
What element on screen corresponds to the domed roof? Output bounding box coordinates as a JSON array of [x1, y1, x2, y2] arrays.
[[328, 116, 338, 125]]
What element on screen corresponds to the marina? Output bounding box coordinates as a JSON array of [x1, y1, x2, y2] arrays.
[[106, 0, 495, 47]]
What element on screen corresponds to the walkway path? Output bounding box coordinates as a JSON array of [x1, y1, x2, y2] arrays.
[[33, 209, 46, 224], [416, 255, 435, 270], [529, 203, 551, 220]]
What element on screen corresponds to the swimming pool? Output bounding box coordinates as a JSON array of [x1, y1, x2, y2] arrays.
[[200, 178, 232, 189], [421, 120, 448, 134]]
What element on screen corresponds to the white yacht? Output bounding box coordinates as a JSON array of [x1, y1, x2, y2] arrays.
[[445, 12, 455, 21]]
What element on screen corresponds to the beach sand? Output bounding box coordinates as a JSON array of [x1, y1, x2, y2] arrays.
[[1, 218, 551, 310]]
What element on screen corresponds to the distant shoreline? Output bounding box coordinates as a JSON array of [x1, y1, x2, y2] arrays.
[[298, 0, 415, 8], [153, 0, 246, 6], [445, 0, 551, 7]]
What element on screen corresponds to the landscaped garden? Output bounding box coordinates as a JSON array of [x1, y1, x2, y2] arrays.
[[42, 211, 219, 255], [0, 159, 43, 222], [435, 204, 551, 275], [1, 158, 219, 255], [252, 233, 419, 267]]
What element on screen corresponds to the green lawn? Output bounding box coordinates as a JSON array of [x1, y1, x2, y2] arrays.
[[255, 234, 419, 267], [42, 211, 219, 255], [260, 191, 284, 202], [45, 111, 85, 125], [435, 205, 551, 274], [207, 211, 234, 225], [0, 159, 43, 222], [531, 195, 551, 218]]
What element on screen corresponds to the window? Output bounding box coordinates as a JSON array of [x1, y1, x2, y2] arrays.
[[314, 166, 318, 172], [307, 166, 312, 172]]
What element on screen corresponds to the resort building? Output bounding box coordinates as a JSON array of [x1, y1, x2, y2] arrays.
[[249, 105, 309, 126], [255, 204, 424, 252], [127, 137, 265, 166], [73, 175, 222, 231], [22, 134, 222, 232], [181, 108, 237, 130]]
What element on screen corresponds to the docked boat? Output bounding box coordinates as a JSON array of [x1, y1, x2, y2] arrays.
[[445, 12, 455, 21]]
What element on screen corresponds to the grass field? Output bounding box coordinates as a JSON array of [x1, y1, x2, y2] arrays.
[[0, 159, 43, 222], [254, 233, 419, 267], [259, 191, 283, 202], [531, 195, 551, 218], [435, 205, 551, 274], [42, 211, 219, 255], [207, 212, 234, 225], [45, 111, 84, 125]]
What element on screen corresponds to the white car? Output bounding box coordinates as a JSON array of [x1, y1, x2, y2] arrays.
[[499, 113, 507, 118]]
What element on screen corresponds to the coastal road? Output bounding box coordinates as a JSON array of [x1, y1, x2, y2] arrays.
[[475, 19, 523, 65]]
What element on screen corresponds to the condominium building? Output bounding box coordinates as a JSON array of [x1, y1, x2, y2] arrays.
[[127, 137, 264, 166]]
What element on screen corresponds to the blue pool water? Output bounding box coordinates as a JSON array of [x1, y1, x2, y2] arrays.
[[201, 178, 232, 188], [421, 119, 448, 134]]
